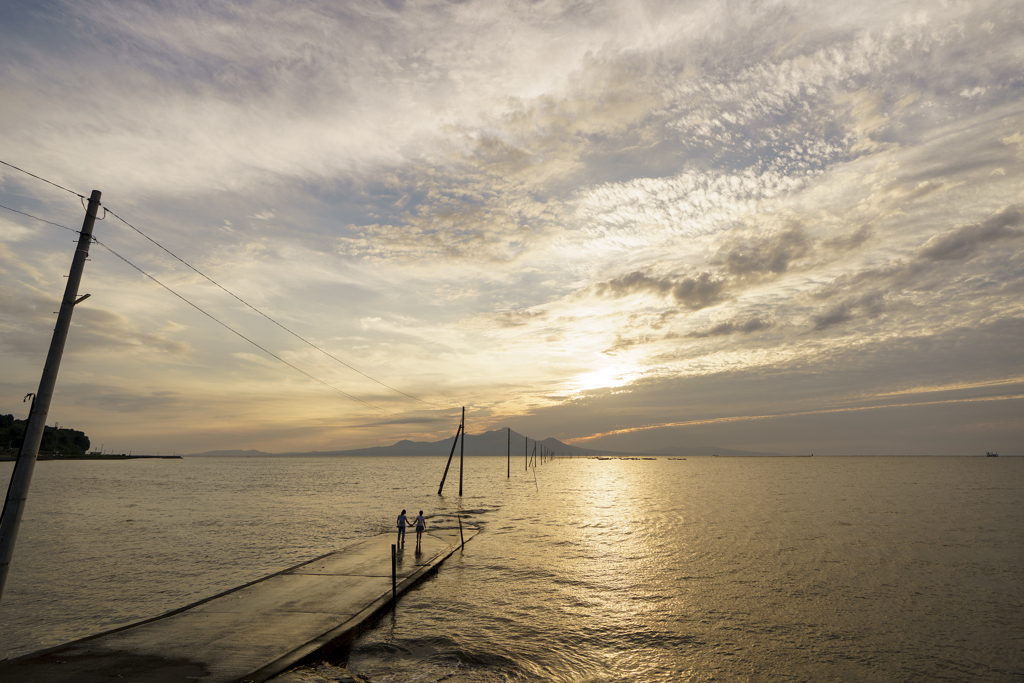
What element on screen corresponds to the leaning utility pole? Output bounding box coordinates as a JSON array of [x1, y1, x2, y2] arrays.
[[0, 190, 101, 602], [437, 417, 463, 496]]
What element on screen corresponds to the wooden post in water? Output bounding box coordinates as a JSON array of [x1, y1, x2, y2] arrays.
[[507, 427, 510, 478], [458, 514, 464, 549], [458, 406, 464, 496], [438, 419, 463, 495], [525, 437, 528, 470], [391, 544, 397, 600]]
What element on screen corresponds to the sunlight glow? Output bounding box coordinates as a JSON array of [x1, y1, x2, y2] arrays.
[[568, 364, 643, 394]]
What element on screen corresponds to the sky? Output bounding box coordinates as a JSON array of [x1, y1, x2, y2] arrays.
[[1, 0, 1022, 456]]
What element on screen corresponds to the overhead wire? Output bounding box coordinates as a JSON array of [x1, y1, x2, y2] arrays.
[[0, 159, 86, 199], [1, 197, 399, 415], [0, 202, 80, 235], [103, 206, 445, 409], [91, 236, 400, 417], [0, 160, 448, 417]]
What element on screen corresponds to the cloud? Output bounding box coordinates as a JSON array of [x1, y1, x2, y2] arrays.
[[822, 224, 872, 251], [67, 386, 183, 414], [593, 270, 727, 310], [810, 293, 890, 331], [916, 205, 1024, 261], [718, 226, 810, 277], [687, 315, 774, 338], [571, 167, 814, 257], [70, 306, 193, 356], [346, 415, 451, 429], [490, 308, 548, 328], [1003, 132, 1024, 159], [602, 333, 657, 354], [668, 272, 729, 310], [0, 258, 194, 363]]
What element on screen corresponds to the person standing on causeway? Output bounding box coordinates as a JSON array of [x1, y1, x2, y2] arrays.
[[414, 510, 427, 551], [396, 509, 408, 547]]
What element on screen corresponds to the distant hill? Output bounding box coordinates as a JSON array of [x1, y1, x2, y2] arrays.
[[187, 429, 640, 458], [181, 449, 268, 457], [184, 430, 787, 458]]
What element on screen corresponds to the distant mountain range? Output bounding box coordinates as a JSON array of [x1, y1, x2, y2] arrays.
[[185, 429, 790, 457]]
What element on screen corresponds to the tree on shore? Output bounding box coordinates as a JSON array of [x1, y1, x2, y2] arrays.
[[0, 414, 91, 455]]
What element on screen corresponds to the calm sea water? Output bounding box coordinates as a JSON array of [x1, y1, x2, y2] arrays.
[[1, 455, 1021, 682]]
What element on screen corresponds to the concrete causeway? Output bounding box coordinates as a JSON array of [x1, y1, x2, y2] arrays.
[[0, 528, 474, 683]]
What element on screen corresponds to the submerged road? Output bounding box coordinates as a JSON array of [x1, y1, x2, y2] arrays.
[[0, 528, 474, 683]]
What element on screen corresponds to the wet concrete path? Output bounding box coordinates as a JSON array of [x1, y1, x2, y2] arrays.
[[0, 529, 473, 683]]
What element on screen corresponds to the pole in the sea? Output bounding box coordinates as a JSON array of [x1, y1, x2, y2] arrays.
[[0, 190, 101, 603], [438, 418, 463, 495], [391, 544, 397, 600], [507, 427, 510, 478], [458, 514, 464, 550], [458, 406, 464, 497]]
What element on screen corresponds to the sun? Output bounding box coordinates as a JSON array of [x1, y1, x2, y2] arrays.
[[569, 363, 643, 394]]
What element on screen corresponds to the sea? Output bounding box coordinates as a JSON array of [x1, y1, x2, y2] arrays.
[[0, 455, 1021, 682]]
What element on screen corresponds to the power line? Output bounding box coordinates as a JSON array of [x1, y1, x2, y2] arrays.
[[0, 159, 86, 199], [91, 237, 401, 417], [103, 205, 446, 409], [0, 203, 80, 235], [0, 193, 404, 416], [0, 159, 450, 413], [3, 198, 409, 415], [0, 184, 419, 417]]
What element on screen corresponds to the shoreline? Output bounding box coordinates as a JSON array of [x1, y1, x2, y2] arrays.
[[0, 454, 183, 462]]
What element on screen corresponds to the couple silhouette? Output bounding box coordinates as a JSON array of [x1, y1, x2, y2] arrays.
[[396, 509, 426, 550]]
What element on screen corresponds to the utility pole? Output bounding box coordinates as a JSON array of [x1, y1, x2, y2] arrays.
[[458, 406, 464, 496], [0, 190, 100, 602], [437, 419, 463, 495]]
